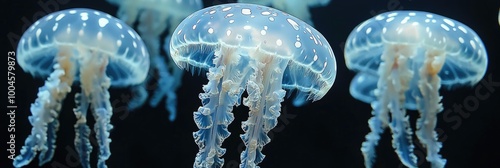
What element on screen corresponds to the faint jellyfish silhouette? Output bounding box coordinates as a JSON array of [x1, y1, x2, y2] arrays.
[[107, 0, 203, 121], [345, 11, 488, 168], [14, 8, 149, 168], [170, 3, 337, 168], [237, 0, 331, 26]]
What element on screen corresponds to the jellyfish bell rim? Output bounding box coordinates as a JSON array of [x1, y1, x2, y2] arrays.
[[344, 10, 488, 88], [169, 3, 337, 101], [16, 8, 150, 87]]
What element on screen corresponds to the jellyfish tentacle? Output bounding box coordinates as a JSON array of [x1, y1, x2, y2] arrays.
[[150, 55, 178, 121], [80, 54, 113, 168], [128, 84, 148, 111], [193, 66, 228, 168], [193, 48, 248, 168], [381, 46, 417, 168], [14, 61, 74, 167], [74, 53, 94, 168], [240, 56, 287, 168], [166, 61, 184, 120], [387, 72, 417, 168], [38, 109, 59, 166], [148, 54, 167, 104], [91, 68, 113, 168], [415, 51, 446, 168], [361, 100, 389, 167], [91, 94, 113, 168], [141, 12, 180, 121], [73, 91, 92, 168]]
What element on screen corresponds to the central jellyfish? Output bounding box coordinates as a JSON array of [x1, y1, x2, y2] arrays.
[[14, 8, 148, 168], [170, 3, 336, 168], [344, 11, 488, 168]]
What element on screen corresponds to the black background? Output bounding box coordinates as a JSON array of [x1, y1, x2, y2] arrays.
[[3, 0, 500, 167]]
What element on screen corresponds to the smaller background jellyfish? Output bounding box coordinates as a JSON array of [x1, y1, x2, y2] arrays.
[[13, 8, 148, 168], [344, 11, 488, 168], [107, 0, 203, 121], [237, 0, 330, 26]]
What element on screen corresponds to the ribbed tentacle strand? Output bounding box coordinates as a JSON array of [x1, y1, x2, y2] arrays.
[[374, 44, 417, 168], [14, 48, 75, 167], [150, 55, 178, 121], [73, 90, 92, 168], [415, 50, 446, 168], [240, 52, 287, 168], [80, 52, 113, 168], [361, 99, 389, 167], [193, 46, 248, 168]]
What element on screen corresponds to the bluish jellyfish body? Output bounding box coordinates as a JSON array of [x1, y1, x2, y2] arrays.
[[170, 3, 336, 167], [345, 11, 488, 168], [14, 8, 149, 168], [107, 0, 203, 121], [237, 0, 331, 26]]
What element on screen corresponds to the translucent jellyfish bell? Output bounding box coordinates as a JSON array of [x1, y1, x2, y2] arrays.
[[345, 11, 488, 168], [15, 8, 148, 168], [237, 0, 331, 26], [170, 3, 336, 167], [107, 0, 203, 121]]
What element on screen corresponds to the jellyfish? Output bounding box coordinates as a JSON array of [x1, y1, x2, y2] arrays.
[[237, 0, 331, 26], [170, 3, 336, 167], [344, 11, 488, 168], [107, 0, 203, 121], [14, 8, 149, 168]]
